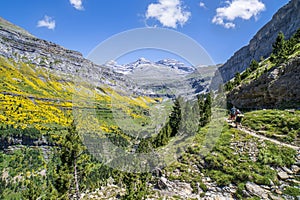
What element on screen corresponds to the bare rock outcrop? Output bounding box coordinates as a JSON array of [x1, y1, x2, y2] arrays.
[[227, 56, 300, 109]]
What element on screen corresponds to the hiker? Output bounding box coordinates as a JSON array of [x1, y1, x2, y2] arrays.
[[235, 109, 244, 128], [230, 106, 237, 121]]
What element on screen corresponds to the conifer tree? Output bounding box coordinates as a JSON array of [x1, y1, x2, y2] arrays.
[[271, 31, 287, 63], [286, 28, 300, 54], [53, 121, 90, 199], [234, 72, 241, 86], [249, 59, 259, 72], [169, 98, 182, 137]]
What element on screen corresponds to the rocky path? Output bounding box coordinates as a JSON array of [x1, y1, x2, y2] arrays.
[[227, 120, 300, 150]]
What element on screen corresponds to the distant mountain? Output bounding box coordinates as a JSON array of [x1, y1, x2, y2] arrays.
[[218, 0, 300, 82], [106, 58, 214, 98], [106, 58, 195, 75]]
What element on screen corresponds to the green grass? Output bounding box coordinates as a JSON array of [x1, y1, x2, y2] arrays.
[[164, 123, 297, 199], [243, 109, 300, 145]]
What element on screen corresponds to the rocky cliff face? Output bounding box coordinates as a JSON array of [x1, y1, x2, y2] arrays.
[[219, 0, 300, 82], [0, 17, 127, 89], [228, 56, 300, 109]]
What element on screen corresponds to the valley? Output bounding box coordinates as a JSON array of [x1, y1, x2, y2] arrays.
[[0, 0, 300, 199]]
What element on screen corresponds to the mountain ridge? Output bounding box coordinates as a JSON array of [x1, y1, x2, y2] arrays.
[[218, 0, 300, 82], [0, 17, 33, 37], [106, 58, 195, 75]]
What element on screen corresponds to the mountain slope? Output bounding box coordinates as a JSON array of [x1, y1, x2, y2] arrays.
[[227, 29, 300, 109], [218, 0, 300, 82], [0, 17, 33, 37], [228, 56, 300, 109]]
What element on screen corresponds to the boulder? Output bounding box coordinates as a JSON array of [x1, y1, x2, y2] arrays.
[[246, 182, 269, 199], [277, 171, 289, 180]]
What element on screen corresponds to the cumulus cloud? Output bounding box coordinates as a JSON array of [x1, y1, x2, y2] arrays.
[[146, 0, 191, 28], [37, 16, 56, 30], [212, 0, 265, 29], [70, 0, 84, 10], [199, 2, 206, 9]]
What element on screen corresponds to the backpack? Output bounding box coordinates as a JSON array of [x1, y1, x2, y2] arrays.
[[230, 107, 236, 115]]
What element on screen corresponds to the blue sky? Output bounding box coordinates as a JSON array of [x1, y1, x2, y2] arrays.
[[0, 0, 289, 65]]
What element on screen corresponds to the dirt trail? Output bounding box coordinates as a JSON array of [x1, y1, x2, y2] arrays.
[[227, 120, 300, 150]]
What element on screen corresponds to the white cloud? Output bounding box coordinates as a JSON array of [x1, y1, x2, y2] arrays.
[[199, 2, 206, 9], [70, 0, 84, 10], [212, 0, 265, 29], [37, 16, 56, 30], [146, 0, 191, 28]]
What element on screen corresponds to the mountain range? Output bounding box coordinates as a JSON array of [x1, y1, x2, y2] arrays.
[[0, 0, 300, 199]]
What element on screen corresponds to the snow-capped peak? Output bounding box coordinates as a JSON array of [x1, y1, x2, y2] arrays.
[[105, 58, 195, 75]]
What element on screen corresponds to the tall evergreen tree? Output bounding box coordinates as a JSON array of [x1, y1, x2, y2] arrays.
[[234, 72, 241, 85], [272, 32, 285, 55], [271, 31, 287, 63], [286, 28, 300, 54], [169, 98, 182, 137], [53, 121, 90, 199], [249, 59, 259, 72]]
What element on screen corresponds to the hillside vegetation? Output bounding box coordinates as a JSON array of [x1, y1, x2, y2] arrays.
[[0, 16, 299, 200]]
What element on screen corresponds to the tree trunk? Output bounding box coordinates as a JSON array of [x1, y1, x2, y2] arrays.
[[74, 158, 80, 200]]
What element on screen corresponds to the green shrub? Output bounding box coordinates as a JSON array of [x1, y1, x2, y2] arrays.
[[283, 186, 300, 197]]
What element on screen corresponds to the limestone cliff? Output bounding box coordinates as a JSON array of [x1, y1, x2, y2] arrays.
[[219, 0, 300, 82], [227, 56, 300, 109], [0, 17, 126, 89]]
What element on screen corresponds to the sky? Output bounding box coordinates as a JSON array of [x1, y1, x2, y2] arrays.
[[0, 0, 289, 65]]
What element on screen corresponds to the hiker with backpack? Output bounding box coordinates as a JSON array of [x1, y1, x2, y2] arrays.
[[235, 109, 244, 128], [230, 106, 237, 121]]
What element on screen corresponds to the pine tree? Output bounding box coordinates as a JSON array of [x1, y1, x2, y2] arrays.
[[53, 121, 90, 199], [169, 98, 182, 137], [286, 28, 300, 54], [272, 32, 285, 55], [203, 92, 212, 125], [198, 93, 212, 127], [271, 31, 287, 63], [249, 59, 259, 72], [234, 72, 241, 86]]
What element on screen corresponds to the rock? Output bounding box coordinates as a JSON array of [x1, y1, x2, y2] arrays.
[[261, 185, 271, 190], [228, 56, 300, 109], [268, 194, 284, 200], [282, 167, 294, 174], [245, 182, 269, 199], [275, 189, 282, 195], [291, 165, 300, 173], [278, 171, 289, 180], [152, 167, 162, 177], [157, 177, 169, 190], [242, 190, 251, 197], [174, 182, 193, 195]]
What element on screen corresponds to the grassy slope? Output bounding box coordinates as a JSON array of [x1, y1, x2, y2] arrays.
[[243, 109, 300, 145], [0, 55, 167, 198], [156, 34, 300, 199], [0, 56, 160, 132], [162, 120, 298, 198]]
